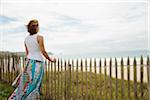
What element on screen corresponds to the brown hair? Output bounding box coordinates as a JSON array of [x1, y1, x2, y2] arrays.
[[27, 19, 39, 35]]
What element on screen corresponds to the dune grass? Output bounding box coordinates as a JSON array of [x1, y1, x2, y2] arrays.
[[0, 81, 14, 100], [41, 71, 148, 100]]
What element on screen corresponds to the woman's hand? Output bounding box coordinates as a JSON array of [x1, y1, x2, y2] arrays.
[[50, 57, 56, 63]]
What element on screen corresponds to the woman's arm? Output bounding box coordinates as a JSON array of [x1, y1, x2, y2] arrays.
[[37, 35, 55, 62], [24, 42, 29, 71], [24, 42, 28, 57]]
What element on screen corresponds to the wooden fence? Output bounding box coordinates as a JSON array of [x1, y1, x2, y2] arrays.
[[0, 54, 149, 100]]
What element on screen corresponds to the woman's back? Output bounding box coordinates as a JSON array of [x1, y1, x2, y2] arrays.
[[9, 19, 56, 100], [24, 34, 43, 61]]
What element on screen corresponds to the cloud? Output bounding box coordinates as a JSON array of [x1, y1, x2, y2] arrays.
[[0, 15, 17, 25], [0, 1, 148, 57], [2, 26, 26, 36], [1, 0, 148, 3]]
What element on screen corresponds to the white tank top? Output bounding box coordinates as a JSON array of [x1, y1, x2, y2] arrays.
[[24, 34, 44, 61]]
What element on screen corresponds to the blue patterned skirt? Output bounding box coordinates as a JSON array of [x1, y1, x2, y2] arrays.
[[9, 59, 44, 100]]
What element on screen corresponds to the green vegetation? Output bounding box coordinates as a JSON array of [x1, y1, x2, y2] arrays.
[[0, 81, 14, 100]]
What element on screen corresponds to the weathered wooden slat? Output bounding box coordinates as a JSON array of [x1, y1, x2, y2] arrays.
[[60, 59, 63, 100], [127, 57, 131, 100], [45, 60, 48, 99], [11, 56, 14, 83], [48, 60, 50, 98], [10, 56, 13, 83], [16, 56, 19, 76], [0, 57, 3, 81], [4, 56, 6, 82], [99, 59, 102, 100], [72, 59, 75, 100], [7, 55, 10, 83], [64, 60, 67, 100], [6, 55, 8, 83], [133, 57, 137, 100], [54, 60, 57, 100], [3, 56, 5, 81], [109, 58, 112, 99], [76, 59, 79, 100], [3, 56, 5, 80], [94, 58, 97, 99], [0, 57, 2, 80], [140, 56, 144, 100], [47, 60, 50, 98], [5, 55, 7, 82], [147, 56, 150, 100], [81, 59, 84, 99], [9, 55, 11, 83], [2, 56, 4, 81], [121, 58, 124, 100], [7, 55, 10, 82], [89, 58, 92, 100], [104, 58, 107, 100], [115, 58, 118, 100], [51, 61, 53, 99], [85, 59, 88, 100], [68, 60, 71, 100], [57, 59, 60, 100]]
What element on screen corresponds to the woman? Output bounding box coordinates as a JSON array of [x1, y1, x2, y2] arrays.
[[9, 19, 56, 100]]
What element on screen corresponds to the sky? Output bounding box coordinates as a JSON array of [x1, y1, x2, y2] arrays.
[[0, 0, 149, 58]]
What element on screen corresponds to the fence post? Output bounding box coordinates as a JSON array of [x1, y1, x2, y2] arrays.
[[4, 55, 6, 82], [127, 57, 131, 100], [2, 56, 4, 81], [45, 60, 48, 99], [60, 59, 63, 100], [68, 60, 71, 100], [75, 59, 79, 100], [81, 59, 84, 99], [11, 55, 13, 82], [57, 59, 60, 100], [8, 55, 10, 83], [0, 57, 1, 81], [115, 58, 118, 100], [51, 60, 54, 100], [6, 55, 8, 83], [85, 59, 88, 100], [121, 58, 124, 100], [109, 58, 112, 99], [133, 57, 137, 100], [48, 60, 50, 99], [104, 58, 107, 100], [99, 59, 102, 100], [94, 58, 97, 99], [89, 58, 92, 100], [72, 59, 75, 100], [64, 60, 67, 100], [54, 60, 57, 100], [140, 56, 144, 100], [147, 56, 150, 100]]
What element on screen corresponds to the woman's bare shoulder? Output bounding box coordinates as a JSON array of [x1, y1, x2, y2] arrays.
[[37, 35, 44, 40], [37, 35, 44, 43], [37, 34, 43, 38]]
